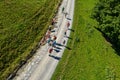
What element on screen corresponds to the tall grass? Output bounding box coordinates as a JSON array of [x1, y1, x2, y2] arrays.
[[0, 0, 62, 79]]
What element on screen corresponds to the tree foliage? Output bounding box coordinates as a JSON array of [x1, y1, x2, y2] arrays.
[[92, 0, 120, 49]]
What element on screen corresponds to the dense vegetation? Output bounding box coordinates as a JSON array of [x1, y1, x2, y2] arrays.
[[92, 0, 120, 53], [0, 0, 61, 79], [52, 0, 120, 80]]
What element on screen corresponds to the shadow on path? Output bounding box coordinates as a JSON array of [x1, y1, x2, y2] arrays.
[[51, 30, 56, 32], [65, 36, 73, 40], [54, 46, 62, 50], [68, 28, 74, 32], [67, 18, 71, 20], [64, 46, 71, 50], [49, 55, 61, 60], [54, 49, 61, 53], [55, 43, 71, 50], [56, 43, 64, 46]]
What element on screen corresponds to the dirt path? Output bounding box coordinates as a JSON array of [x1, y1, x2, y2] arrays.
[[14, 0, 75, 80]]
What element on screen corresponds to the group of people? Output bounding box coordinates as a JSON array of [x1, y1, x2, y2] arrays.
[[40, 6, 71, 56], [48, 6, 71, 55]]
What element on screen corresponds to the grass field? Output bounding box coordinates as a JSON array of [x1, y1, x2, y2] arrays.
[[51, 0, 120, 80], [0, 0, 61, 79]]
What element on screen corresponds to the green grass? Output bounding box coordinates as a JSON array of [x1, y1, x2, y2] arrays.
[[51, 0, 120, 80], [0, 0, 62, 79]]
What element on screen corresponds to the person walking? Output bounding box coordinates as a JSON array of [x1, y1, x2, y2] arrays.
[[52, 40, 56, 47], [65, 12, 68, 18], [64, 31, 66, 35], [63, 40, 66, 45], [62, 7, 64, 13], [49, 48, 53, 56], [66, 21, 70, 28], [53, 35, 57, 40]]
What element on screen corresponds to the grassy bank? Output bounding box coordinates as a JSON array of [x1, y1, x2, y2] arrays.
[[51, 0, 120, 80], [0, 0, 61, 79]]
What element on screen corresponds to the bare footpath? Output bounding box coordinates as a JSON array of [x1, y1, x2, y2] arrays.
[[14, 0, 75, 80]]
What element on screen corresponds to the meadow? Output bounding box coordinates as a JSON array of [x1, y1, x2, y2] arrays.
[[52, 0, 120, 80]]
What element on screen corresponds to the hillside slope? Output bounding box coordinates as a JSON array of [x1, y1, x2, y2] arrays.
[[52, 0, 120, 80], [0, 0, 61, 79]]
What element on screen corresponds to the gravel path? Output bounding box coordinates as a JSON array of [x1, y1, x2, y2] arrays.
[[14, 0, 75, 80]]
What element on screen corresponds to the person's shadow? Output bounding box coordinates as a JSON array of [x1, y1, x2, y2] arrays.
[[49, 55, 61, 60], [64, 46, 71, 50], [65, 36, 73, 40], [68, 28, 74, 32], [56, 43, 64, 46], [53, 49, 61, 53], [67, 18, 71, 20]]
